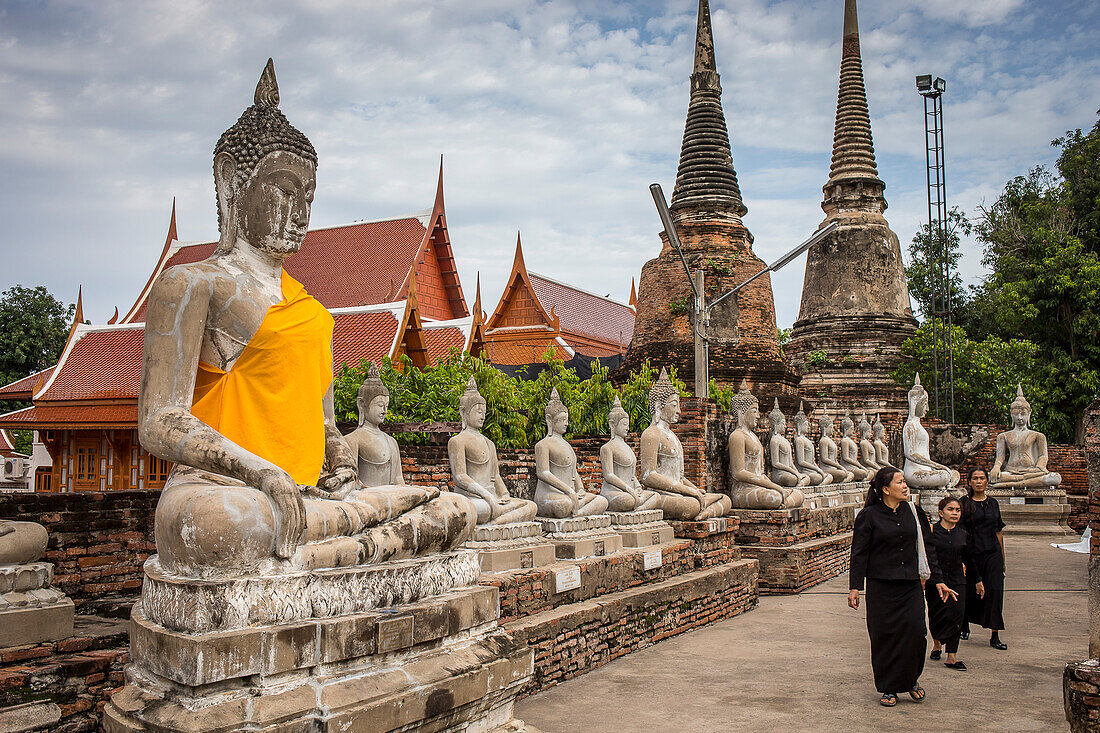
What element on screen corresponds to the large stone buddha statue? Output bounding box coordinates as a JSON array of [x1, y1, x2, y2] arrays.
[[902, 374, 960, 491], [599, 396, 662, 512], [767, 399, 811, 489], [816, 409, 854, 484], [792, 403, 832, 487], [533, 388, 609, 518], [138, 60, 475, 578], [728, 381, 804, 509], [989, 385, 1062, 489], [638, 368, 731, 520], [448, 377, 540, 524]]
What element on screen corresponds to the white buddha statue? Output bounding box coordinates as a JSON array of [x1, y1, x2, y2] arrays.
[[902, 374, 960, 491], [989, 385, 1062, 489]]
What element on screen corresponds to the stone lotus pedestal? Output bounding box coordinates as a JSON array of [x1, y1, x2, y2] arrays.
[[0, 561, 74, 648], [608, 509, 675, 548], [988, 484, 1075, 537], [103, 551, 536, 733], [463, 521, 557, 573], [539, 514, 623, 560]]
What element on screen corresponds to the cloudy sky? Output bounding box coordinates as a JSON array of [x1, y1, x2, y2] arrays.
[[1, 0, 1097, 330]]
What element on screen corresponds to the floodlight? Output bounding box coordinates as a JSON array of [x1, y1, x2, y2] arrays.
[[915, 74, 932, 91], [934, 77, 946, 93]]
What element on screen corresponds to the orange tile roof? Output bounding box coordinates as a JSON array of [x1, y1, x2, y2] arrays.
[[331, 309, 401, 371], [0, 367, 55, 400], [0, 404, 139, 429], [38, 328, 145, 402], [0, 428, 18, 457], [528, 273, 634, 349], [483, 340, 572, 366], [128, 217, 430, 320], [423, 326, 466, 365]]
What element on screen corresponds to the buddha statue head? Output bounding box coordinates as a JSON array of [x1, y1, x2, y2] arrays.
[[731, 380, 759, 430], [1009, 384, 1032, 429], [545, 387, 569, 436], [608, 394, 630, 437], [907, 373, 929, 418], [794, 401, 810, 436], [648, 368, 680, 424], [767, 398, 786, 435], [459, 376, 487, 431], [817, 407, 834, 437], [839, 412, 855, 438], [356, 363, 389, 428], [873, 414, 886, 441], [859, 413, 872, 439], [213, 59, 318, 258]]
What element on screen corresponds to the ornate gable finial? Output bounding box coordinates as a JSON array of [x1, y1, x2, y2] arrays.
[[254, 58, 280, 107]]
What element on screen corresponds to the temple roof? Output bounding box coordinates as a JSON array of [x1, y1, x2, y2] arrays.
[[825, 0, 882, 196], [0, 367, 55, 401], [669, 0, 746, 219], [0, 429, 23, 458], [528, 272, 635, 349]]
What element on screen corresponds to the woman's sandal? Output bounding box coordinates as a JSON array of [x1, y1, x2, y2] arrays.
[[909, 685, 926, 702], [879, 693, 898, 707], [929, 649, 941, 660]]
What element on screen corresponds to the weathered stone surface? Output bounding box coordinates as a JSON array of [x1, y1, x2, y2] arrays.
[[140, 550, 481, 633], [0, 599, 75, 648], [464, 523, 557, 573], [0, 702, 62, 733], [608, 510, 664, 526]]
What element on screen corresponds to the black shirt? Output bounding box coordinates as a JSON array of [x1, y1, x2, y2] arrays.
[[961, 496, 1005, 555], [928, 522, 978, 587], [849, 500, 942, 591]]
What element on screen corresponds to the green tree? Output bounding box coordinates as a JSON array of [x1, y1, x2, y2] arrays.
[[0, 285, 74, 386], [1054, 113, 1100, 254], [905, 206, 971, 323]]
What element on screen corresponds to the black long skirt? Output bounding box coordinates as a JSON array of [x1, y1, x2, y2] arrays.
[[965, 550, 1005, 631], [926, 580, 965, 643], [866, 578, 927, 693]]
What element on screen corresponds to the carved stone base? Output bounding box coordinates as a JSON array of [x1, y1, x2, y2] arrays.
[[0, 562, 74, 647], [140, 550, 482, 633], [989, 487, 1075, 536], [464, 522, 557, 573], [103, 585, 533, 733], [802, 481, 866, 511], [539, 515, 623, 559], [608, 510, 675, 548]]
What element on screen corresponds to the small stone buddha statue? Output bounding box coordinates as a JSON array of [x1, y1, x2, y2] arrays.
[[534, 388, 609, 518], [138, 60, 475, 577], [902, 374, 960, 491], [767, 399, 810, 488], [872, 414, 892, 469], [858, 413, 883, 474], [728, 381, 804, 509], [599, 396, 662, 512], [838, 412, 873, 481], [447, 377, 539, 525], [989, 385, 1062, 489], [344, 364, 409, 487], [817, 409, 855, 484], [0, 521, 49, 565], [638, 368, 731, 520], [792, 402, 832, 486]]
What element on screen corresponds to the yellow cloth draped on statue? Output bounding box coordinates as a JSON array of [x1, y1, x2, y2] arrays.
[[190, 271, 334, 487]]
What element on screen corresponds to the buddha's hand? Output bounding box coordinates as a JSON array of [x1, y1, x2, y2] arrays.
[[320, 466, 358, 496], [260, 469, 306, 559], [0, 522, 13, 538]]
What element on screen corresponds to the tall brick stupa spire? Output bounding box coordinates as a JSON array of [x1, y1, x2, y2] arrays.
[[618, 0, 798, 401], [787, 0, 916, 412]]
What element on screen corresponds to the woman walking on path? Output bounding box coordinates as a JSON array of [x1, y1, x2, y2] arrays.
[[927, 496, 982, 670], [848, 466, 956, 707], [961, 467, 1008, 649]]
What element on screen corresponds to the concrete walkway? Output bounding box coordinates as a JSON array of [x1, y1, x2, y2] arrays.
[[516, 537, 1087, 732]]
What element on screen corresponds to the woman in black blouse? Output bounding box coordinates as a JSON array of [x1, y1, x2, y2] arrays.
[[848, 466, 955, 707], [961, 467, 1008, 649], [926, 496, 983, 669]]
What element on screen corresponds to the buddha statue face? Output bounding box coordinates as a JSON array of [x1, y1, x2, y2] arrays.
[[873, 422, 885, 440], [611, 414, 630, 438], [217, 150, 315, 258], [769, 411, 785, 434], [908, 385, 928, 418], [362, 394, 388, 428], [547, 409, 569, 435], [1010, 403, 1030, 428], [794, 414, 809, 435], [818, 415, 833, 436], [659, 395, 681, 425], [462, 398, 487, 431]]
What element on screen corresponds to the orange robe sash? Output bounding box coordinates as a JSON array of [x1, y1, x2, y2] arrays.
[[190, 271, 334, 487]]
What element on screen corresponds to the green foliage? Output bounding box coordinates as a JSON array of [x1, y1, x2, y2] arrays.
[[333, 353, 688, 448], [709, 379, 734, 412], [0, 285, 74, 387], [668, 297, 689, 316], [806, 350, 831, 370], [905, 207, 971, 323], [1054, 115, 1100, 255], [7, 429, 32, 455]]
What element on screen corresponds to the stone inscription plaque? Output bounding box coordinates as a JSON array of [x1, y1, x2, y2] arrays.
[[651, 531, 661, 545], [554, 566, 581, 593], [642, 548, 663, 570], [520, 551, 534, 568], [377, 615, 414, 653], [595, 540, 605, 556]]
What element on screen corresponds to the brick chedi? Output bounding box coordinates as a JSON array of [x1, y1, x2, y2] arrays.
[[787, 0, 917, 412], [621, 0, 798, 401]]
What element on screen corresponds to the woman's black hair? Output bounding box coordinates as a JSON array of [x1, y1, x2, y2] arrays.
[[865, 465, 902, 508], [966, 466, 989, 497], [938, 495, 962, 513]]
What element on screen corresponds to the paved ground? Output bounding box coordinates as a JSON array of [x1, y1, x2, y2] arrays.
[[516, 536, 1088, 732]]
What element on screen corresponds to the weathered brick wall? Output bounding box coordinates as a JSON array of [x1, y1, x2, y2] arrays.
[[0, 621, 128, 733], [731, 505, 856, 547], [509, 559, 759, 695], [744, 533, 854, 594], [0, 491, 157, 611], [1065, 660, 1100, 733], [1084, 399, 1100, 556]]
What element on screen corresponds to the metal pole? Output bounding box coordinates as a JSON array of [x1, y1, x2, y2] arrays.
[[694, 269, 707, 399], [923, 93, 940, 419], [939, 92, 956, 423]]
